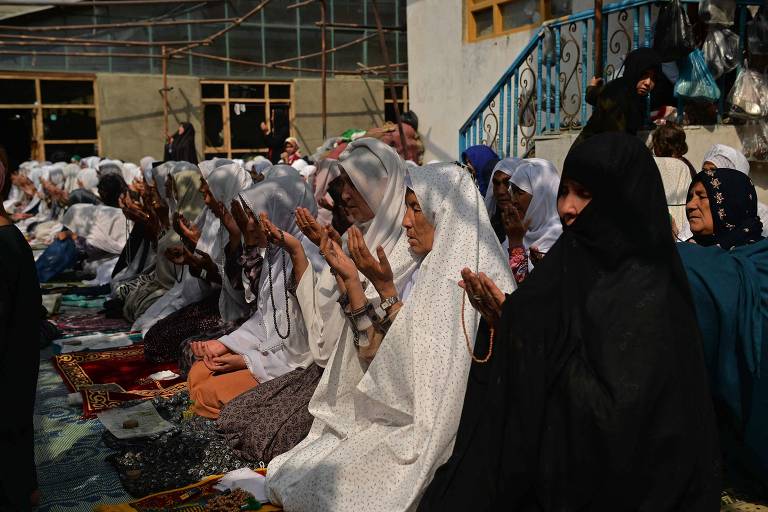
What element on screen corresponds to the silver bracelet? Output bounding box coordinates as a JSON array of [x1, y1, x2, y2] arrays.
[[379, 294, 400, 312]]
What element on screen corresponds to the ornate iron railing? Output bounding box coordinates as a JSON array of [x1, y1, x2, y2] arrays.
[[458, 0, 761, 158]]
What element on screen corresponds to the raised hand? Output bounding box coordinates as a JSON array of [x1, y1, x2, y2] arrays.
[[501, 204, 530, 246], [259, 213, 303, 256], [320, 232, 358, 282], [459, 268, 506, 326], [232, 199, 263, 247], [295, 207, 324, 246], [175, 212, 201, 245], [347, 226, 395, 296], [325, 225, 343, 246]]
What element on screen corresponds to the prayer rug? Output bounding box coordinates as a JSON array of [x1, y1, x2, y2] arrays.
[[52, 344, 186, 416], [53, 311, 132, 336], [35, 347, 131, 512], [93, 471, 283, 512]]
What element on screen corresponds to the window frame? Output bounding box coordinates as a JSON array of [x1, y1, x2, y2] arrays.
[[466, 0, 552, 42], [0, 72, 100, 161]]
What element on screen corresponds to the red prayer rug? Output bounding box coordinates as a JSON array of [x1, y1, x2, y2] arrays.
[[52, 344, 186, 417]]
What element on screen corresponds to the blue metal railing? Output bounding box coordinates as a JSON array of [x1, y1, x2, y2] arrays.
[[459, 0, 762, 158]]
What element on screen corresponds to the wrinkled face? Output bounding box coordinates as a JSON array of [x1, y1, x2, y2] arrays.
[[199, 178, 216, 207], [338, 168, 374, 224], [702, 161, 717, 172], [510, 182, 533, 218], [402, 189, 435, 256], [686, 181, 715, 236], [636, 69, 656, 96], [492, 170, 513, 207], [557, 178, 593, 226]]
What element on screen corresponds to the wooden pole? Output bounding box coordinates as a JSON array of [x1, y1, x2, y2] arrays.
[[320, 0, 327, 141], [162, 45, 169, 144], [0, 17, 236, 33], [594, 0, 604, 78], [370, 0, 406, 157]]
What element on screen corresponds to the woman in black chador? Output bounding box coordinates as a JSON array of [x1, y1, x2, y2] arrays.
[[419, 132, 721, 512]]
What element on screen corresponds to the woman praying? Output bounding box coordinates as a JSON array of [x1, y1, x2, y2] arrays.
[[420, 132, 720, 511]]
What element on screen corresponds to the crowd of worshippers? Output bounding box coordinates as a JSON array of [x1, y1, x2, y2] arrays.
[[2, 52, 768, 508]]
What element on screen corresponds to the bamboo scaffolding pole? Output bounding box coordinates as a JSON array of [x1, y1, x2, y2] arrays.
[[0, 0, 223, 6], [370, 0, 406, 155], [313, 21, 406, 32], [0, 49, 164, 58], [161, 45, 169, 142], [0, 17, 235, 32], [169, 0, 271, 56], [0, 33, 201, 47]]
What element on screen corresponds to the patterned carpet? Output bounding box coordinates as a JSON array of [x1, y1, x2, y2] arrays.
[[34, 346, 130, 512]]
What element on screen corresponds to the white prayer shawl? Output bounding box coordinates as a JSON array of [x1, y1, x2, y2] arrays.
[[140, 156, 155, 182], [77, 167, 99, 194], [62, 204, 129, 255], [293, 139, 420, 367], [81, 156, 101, 169], [98, 160, 124, 178], [63, 163, 81, 193], [266, 164, 516, 511], [702, 143, 751, 174], [132, 163, 250, 334], [507, 158, 563, 262], [217, 176, 319, 382], [122, 163, 142, 185], [655, 157, 692, 235], [484, 157, 526, 215], [262, 165, 299, 180]]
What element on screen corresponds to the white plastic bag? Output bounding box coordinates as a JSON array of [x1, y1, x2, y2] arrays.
[[728, 64, 768, 119], [702, 27, 740, 78], [743, 121, 768, 160]]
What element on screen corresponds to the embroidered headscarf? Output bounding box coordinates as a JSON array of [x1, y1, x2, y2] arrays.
[[690, 168, 764, 250]]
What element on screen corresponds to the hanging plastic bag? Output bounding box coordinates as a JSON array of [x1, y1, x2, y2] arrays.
[[748, 7, 768, 55], [702, 27, 740, 78], [727, 64, 768, 119], [653, 0, 695, 61], [742, 121, 768, 160], [698, 0, 736, 25], [674, 49, 721, 102]]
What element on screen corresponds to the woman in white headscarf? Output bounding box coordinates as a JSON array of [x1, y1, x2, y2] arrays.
[[121, 162, 142, 186], [186, 174, 320, 419], [484, 157, 527, 243], [655, 157, 692, 240], [136, 162, 252, 362], [266, 163, 516, 512]]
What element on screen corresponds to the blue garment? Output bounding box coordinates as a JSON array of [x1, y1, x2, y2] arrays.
[[461, 145, 499, 196], [35, 237, 78, 283], [678, 239, 768, 481]]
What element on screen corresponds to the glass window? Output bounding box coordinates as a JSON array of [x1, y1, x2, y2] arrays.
[[500, 0, 540, 30], [269, 84, 291, 99], [0, 79, 35, 104], [202, 83, 225, 98], [473, 7, 495, 38], [44, 143, 98, 161], [43, 108, 97, 140], [204, 104, 225, 148], [468, 0, 548, 41], [229, 102, 267, 149], [229, 83, 265, 99], [40, 80, 94, 105]]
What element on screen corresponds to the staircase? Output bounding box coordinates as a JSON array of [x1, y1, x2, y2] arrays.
[[459, 0, 763, 159]]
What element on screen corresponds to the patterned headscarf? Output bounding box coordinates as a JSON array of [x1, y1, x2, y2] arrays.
[[691, 167, 764, 249]]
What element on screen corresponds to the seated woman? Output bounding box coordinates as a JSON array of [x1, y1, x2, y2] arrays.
[[215, 139, 418, 465], [678, 167, 768, 497], [420, 133, 720, 511], [265, 162, 516, 512], [485, 158, 561, 282], [135, 162, 252, 362], [187, 174, 319, 419]]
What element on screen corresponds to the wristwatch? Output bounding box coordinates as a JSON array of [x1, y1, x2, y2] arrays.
[[379, 295, 400, 312]]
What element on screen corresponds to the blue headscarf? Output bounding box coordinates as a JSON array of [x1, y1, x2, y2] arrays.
[[461, 145, 499, 196], [678, 241, 768, 481]]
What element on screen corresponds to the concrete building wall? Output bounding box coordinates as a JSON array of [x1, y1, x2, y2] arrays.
[[96, 73, 202, 162], [291, 77, 385, 157], [407, 0, 536, 162]]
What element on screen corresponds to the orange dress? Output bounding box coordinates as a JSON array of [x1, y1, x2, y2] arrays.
[[187, 361, 258, 419]]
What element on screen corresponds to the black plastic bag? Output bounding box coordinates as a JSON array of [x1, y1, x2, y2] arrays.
[[653, 0, 695, 61], [702, 27, 740, 78], [748, 7, 768, 55]]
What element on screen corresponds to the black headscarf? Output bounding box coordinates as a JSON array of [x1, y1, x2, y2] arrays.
[[97, 173, 127, 208], [574, 48, 662, 146], [690, 168, 764, 250], [171, 122, 199, 164], [419, 133, 720, 512]]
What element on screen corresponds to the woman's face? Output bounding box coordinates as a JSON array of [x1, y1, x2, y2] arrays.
[[492, 170, 513, 208], [636, 69, 656, 96], [402, 189, 435, 256], [686, 181, 715, 236], [510, 183, 533, 217], [702, 161, 717, 172], [557, 178, 593, 226], [178, 124, 185, 135], [199, 178, 216, 207], [338, 168, 374, 224], [285, 141, 297, 156]]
